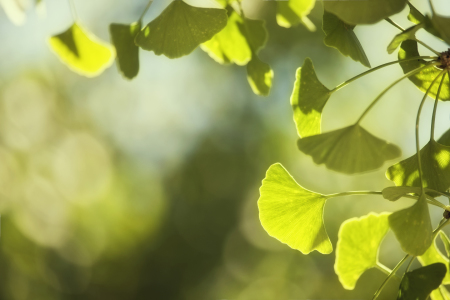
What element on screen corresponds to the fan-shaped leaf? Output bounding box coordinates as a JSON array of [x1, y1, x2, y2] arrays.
[[398, 40, 450, 100], [110, 22, 141, 79], [387, 23, 423, 54], [407, 2, 424, 25], [323, 0, 407, 25], [431, 13, 450, 45], [397, 263, 446, 300], [389, 194, 432, 256], [322, 11, 370, 68], [291, 58, 331, 138], [247, 56, 273, 96], [335, 213, 390, 290], [258, 163, 332, 254], [382, 186, 422, 201], [386, 140, 450, 193], [297, 124, 401, 174], [276, 0, 316, 31], [438, 128, 450, 146], [418, 235, 450, 285], [135, 1, 227, 58], [48, 23, 115, 77]]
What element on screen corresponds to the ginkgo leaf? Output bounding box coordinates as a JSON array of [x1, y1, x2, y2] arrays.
[[258, 163, 332, 254], [110, 22, 141, 79], [276, 0, 316, 31], [387, 23, 423, 54], [291, 58, 331, 138], [418, 235, 450, 285], [398, 40, 450, 101], [430, 287, 450, 300], [323, 0, 407, 25], [438, 128, 450, 146], [386, 140, 450, 193], [382, 186, 422, 201], [48, 23, 115, 77], [440, 232, 450, 257], [389, 194, 432, 256], [297, 124, 401, 174], [431, 13, 450, 45], [397, 263, 446, 300], [135, 1, 227, 59], [322, 10, 371, 68], [335, 213, 390, 290], [247, 56, 273, 96], [407, 2, 424, 24]]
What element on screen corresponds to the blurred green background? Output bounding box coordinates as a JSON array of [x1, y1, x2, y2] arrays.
[[1, 0, 450, 299]]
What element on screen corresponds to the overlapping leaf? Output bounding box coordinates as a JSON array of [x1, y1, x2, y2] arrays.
[[389, 194, 432, 256], [386, 140, 450, 193], [406, 3, 441, 39], [382, 186, 422, 201], [323, 0, 407, 25], [322, 11, 370, 68], [48, 23, 115, 77], [247, 56, 273, 96], [335, 213, 390, 290], [291, 58, 331, 138], [135, 1, 227, 58], [431, 12, 450, 45], [276, 0, 316, 31], [110, 22, 141, 79], [258, 163, 332, 254], [418, 235, 450, 285], [398, 40, 450, 100], [438, 128, 450, 146], [387, 24, 423, 54], [297, 124, 401, 174], [397, 263, 446, 300]]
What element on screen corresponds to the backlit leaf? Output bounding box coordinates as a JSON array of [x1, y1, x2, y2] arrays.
[[323, 0, 407, 25], [438, 128, 450, 146], [430, 287, 450, 300], [322, 11, 370, 68], [397, 263, 446, 300], [135, 1, 227, 58], [276, 0, 316, 31], [407, 2, 424, 24], [291, 58, 331, 138], [297, 124, 401, 174], [110, 22, 141, 79], [382, 186, 422, 201], [48, 23, 115, 77], [389, 194, 432, 256], [386, 140, 450, 193], [335, 213, 390, 290], [258, 163, 332, 254], [440, 231, 450, 257], [387, 23, 423, 54], [431, 13, 450, 45], [398, 40, 450, 100], [247, 56, 273, 96], [418, 235, 450, 285]]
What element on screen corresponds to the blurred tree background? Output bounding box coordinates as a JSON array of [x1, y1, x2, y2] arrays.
[[1, 0, 450, 299]]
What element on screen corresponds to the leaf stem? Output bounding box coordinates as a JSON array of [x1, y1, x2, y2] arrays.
[[356, 62, 440, 124], [326, 191, 382, 198], [415, 70, 446, 190], [330, 56, 437, 93], [432, 218, 450, 239], [430, 73, 447, 140], [385, 18, 440, 56], [372, 254, 410, 300], [375, 263, 392, 276], [404, 256, 415, 273], [138, 0, 154, 22]]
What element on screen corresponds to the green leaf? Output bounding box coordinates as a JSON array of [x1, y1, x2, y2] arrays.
[[323, 0, 407, 25], [48, 23, 115, 77], [407, 2, 424, 24], [291, 58, 331, 138], [430, 287, 450, 300], [135, 1, 227, 58], [109, 22, 141, 79], [322, 10, 370, 68], [276, 0, 316, 31], [201, 10, 252, 65], [382, 186, 422, 201], [389, 194, 432, 256], [335, 213, 390, 290], [244, 18, 268, 53], [398, 40, 450, 101], [397, 263, 446, 300], [386, 140, 450, 193], [418, 235, 450, 285], [258, 163, 332, 254], [387, 23, 423, 54], [247, 56, 273, 96], [431, 13, 450, 45], [297, 124, 401, 174], [438, 129, 450, 146], [439, 231, 450, 257]]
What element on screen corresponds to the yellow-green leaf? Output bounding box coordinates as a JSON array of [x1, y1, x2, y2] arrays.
[[418, 235, 450, 285], [247, 56, 273, 96], [48, 23, 115, 77], [110, 22, 141, 79], [135, 1, 227, 58], [387, 23, 423, 54], [335, 213, 390, 290], [382, 186, 422, 201], [297, 124, 401, 174], [389, 194, 432, 256], [258, 163, 332, 254], [431, 12, 450, 45], [276, 0, 316, 31]]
